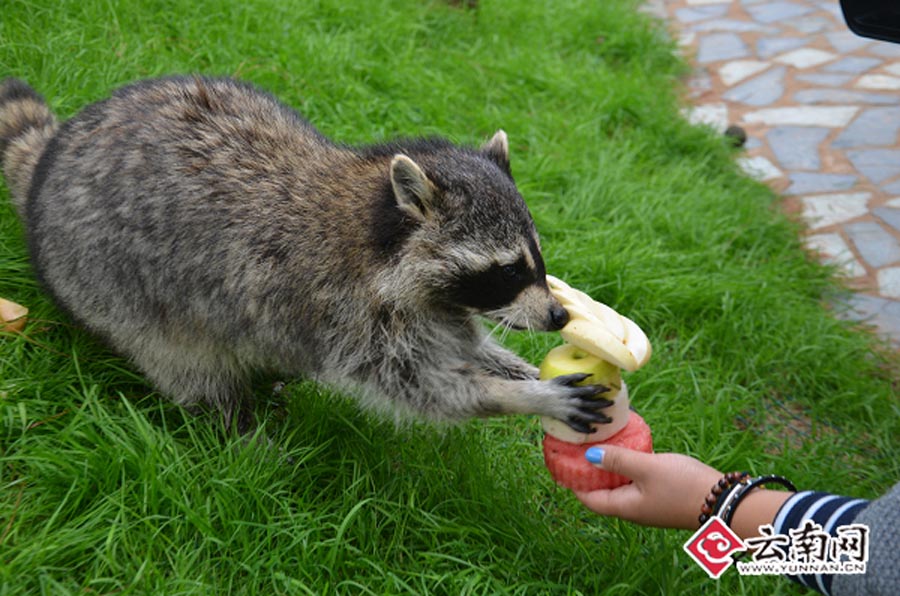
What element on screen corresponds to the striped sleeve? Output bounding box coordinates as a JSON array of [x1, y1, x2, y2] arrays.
[[772, 490, 870, 596]]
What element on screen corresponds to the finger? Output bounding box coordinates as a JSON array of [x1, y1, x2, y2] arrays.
[[572, 482, 641, 517], [583, 444, 656, 483]]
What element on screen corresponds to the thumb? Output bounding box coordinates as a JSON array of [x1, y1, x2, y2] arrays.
[[585, 443, 653, 482]]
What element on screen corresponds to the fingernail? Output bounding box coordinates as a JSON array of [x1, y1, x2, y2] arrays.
[[585, 446, 604, 464]]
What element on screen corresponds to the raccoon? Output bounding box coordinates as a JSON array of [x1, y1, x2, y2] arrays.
[[0, 76, 613, 434]]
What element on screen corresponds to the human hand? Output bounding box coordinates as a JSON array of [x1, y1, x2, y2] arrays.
[[572, 445, 723, 530]]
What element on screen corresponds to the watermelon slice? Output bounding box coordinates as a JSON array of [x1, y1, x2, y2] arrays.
[[543, 411, 652, 492]]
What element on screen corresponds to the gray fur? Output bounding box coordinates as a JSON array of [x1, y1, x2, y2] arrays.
[[0, 75, 610, 433]]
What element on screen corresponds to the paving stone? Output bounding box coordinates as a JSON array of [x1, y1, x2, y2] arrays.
[[675, 5, 729, 23], [786, 173, 857, 195], [745, 2, 813, 24], [833, 107, 900, 148], [744, 136, 763, 150], [878, 267, 900, 299], [870, 43, 900, 58], [839, 294, 900, 346], [691, 19, 771, 33], [790, 16, 835, 34], [697, 32, 749, 63], [685, 103, 729, 132], [825, 31, 872, 53], [722, 66, 786, 106], [686, 0, 731, 4], [805, 233, 866, 277], [737, 155, 782, 181], [678, 31, 697, 47], [845, 221, 900, 267], [794, 88, 898, 105], [639, 0, 667, 19], [773, 48, 836, 69], [719, 60, 771, 86], [756, 37, 808, 58], [874, 206, 900, 233], [767, 126, 830, 170], [818, 2, 844, 20], [881, 180, 900, 195], [743, 105, 858, 127], [800, 192, 871, 228], [795, 73, 854, 87], [856, 74, 900, 90], [846, 149, 900, 184], [824, 56, 882, 74]]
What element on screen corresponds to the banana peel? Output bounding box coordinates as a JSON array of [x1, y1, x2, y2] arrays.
[[547, 275, 651, 372]]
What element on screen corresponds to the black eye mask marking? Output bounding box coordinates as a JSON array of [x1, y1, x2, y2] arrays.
[[446, 245, 545, 311]]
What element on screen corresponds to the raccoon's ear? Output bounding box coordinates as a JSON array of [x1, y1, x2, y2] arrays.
[[390, 154, 435, 221], [481, 129, 510, 172]]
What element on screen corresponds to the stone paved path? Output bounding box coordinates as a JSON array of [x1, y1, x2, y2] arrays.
[[645, 0, 900, 347]]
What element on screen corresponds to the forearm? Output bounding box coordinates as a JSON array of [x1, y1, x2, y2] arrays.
[[728, 488, 793, 540]]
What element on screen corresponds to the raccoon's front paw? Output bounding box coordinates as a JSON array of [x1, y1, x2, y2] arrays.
[[548, 373, 614, 433]]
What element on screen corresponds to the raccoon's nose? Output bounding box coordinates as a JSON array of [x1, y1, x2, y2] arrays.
[[549, 304, 569, 330]]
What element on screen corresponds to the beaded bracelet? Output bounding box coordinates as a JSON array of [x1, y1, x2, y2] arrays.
[[698, 471, 750, 526]]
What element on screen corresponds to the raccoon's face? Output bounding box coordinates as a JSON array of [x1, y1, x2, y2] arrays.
[[440, 231, 568, 332], [383, 135, 569, 331]]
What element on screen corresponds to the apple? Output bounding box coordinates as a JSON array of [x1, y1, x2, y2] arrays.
[[0, 298, 28, 334], [539, 343, 631, 443], [538, 343, 621, 392]]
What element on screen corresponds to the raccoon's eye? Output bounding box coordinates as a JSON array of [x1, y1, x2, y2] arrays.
[[501, 264, 519, 279]]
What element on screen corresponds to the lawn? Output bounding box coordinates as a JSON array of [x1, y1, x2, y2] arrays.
[[1, 0, 898, 594]]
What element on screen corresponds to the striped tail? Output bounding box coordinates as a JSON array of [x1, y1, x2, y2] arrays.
[[0, 78, 58, 219]]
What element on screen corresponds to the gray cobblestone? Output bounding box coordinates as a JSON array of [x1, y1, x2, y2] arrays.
[[794, 89, 898, 105], [691, 20, 771, 33], [881, 179, 900, 195], [767, 126, 830, 170], [845, 221, 900, 267], [745, 2, 813, 24], [834, 107, 900, 148], [756, 37, 808, 58], [697, 32, 749, 63], [675, 6, 729, 23], [846, 149, 900, 184], [823, 56, 882, 74], [722, 66, 786, 105], [874, 207, 900, 233], [786, 172, 857, 195], [839, 294, 900, 346], [825, 31, 872, 53]]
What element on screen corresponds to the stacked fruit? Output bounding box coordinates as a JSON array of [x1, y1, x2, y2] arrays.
[[541, 275, 653, 491]]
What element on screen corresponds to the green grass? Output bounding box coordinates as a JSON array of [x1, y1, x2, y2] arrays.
[[1, 0, 898, 594]]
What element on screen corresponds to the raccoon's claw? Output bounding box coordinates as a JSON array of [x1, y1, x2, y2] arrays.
[[565, 416, 608, 435], [551, 373, 609, 395], [548, 375, 616, 432], [565, 394, 614, 432]]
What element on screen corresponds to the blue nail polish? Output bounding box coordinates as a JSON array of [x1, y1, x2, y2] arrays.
[[585, 446, 605, 464]]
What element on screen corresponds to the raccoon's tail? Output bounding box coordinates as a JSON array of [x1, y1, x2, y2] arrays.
[[0, 78, 58, 219]]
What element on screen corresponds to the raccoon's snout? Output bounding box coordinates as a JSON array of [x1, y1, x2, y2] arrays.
[[549, 303, 569, 331]]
